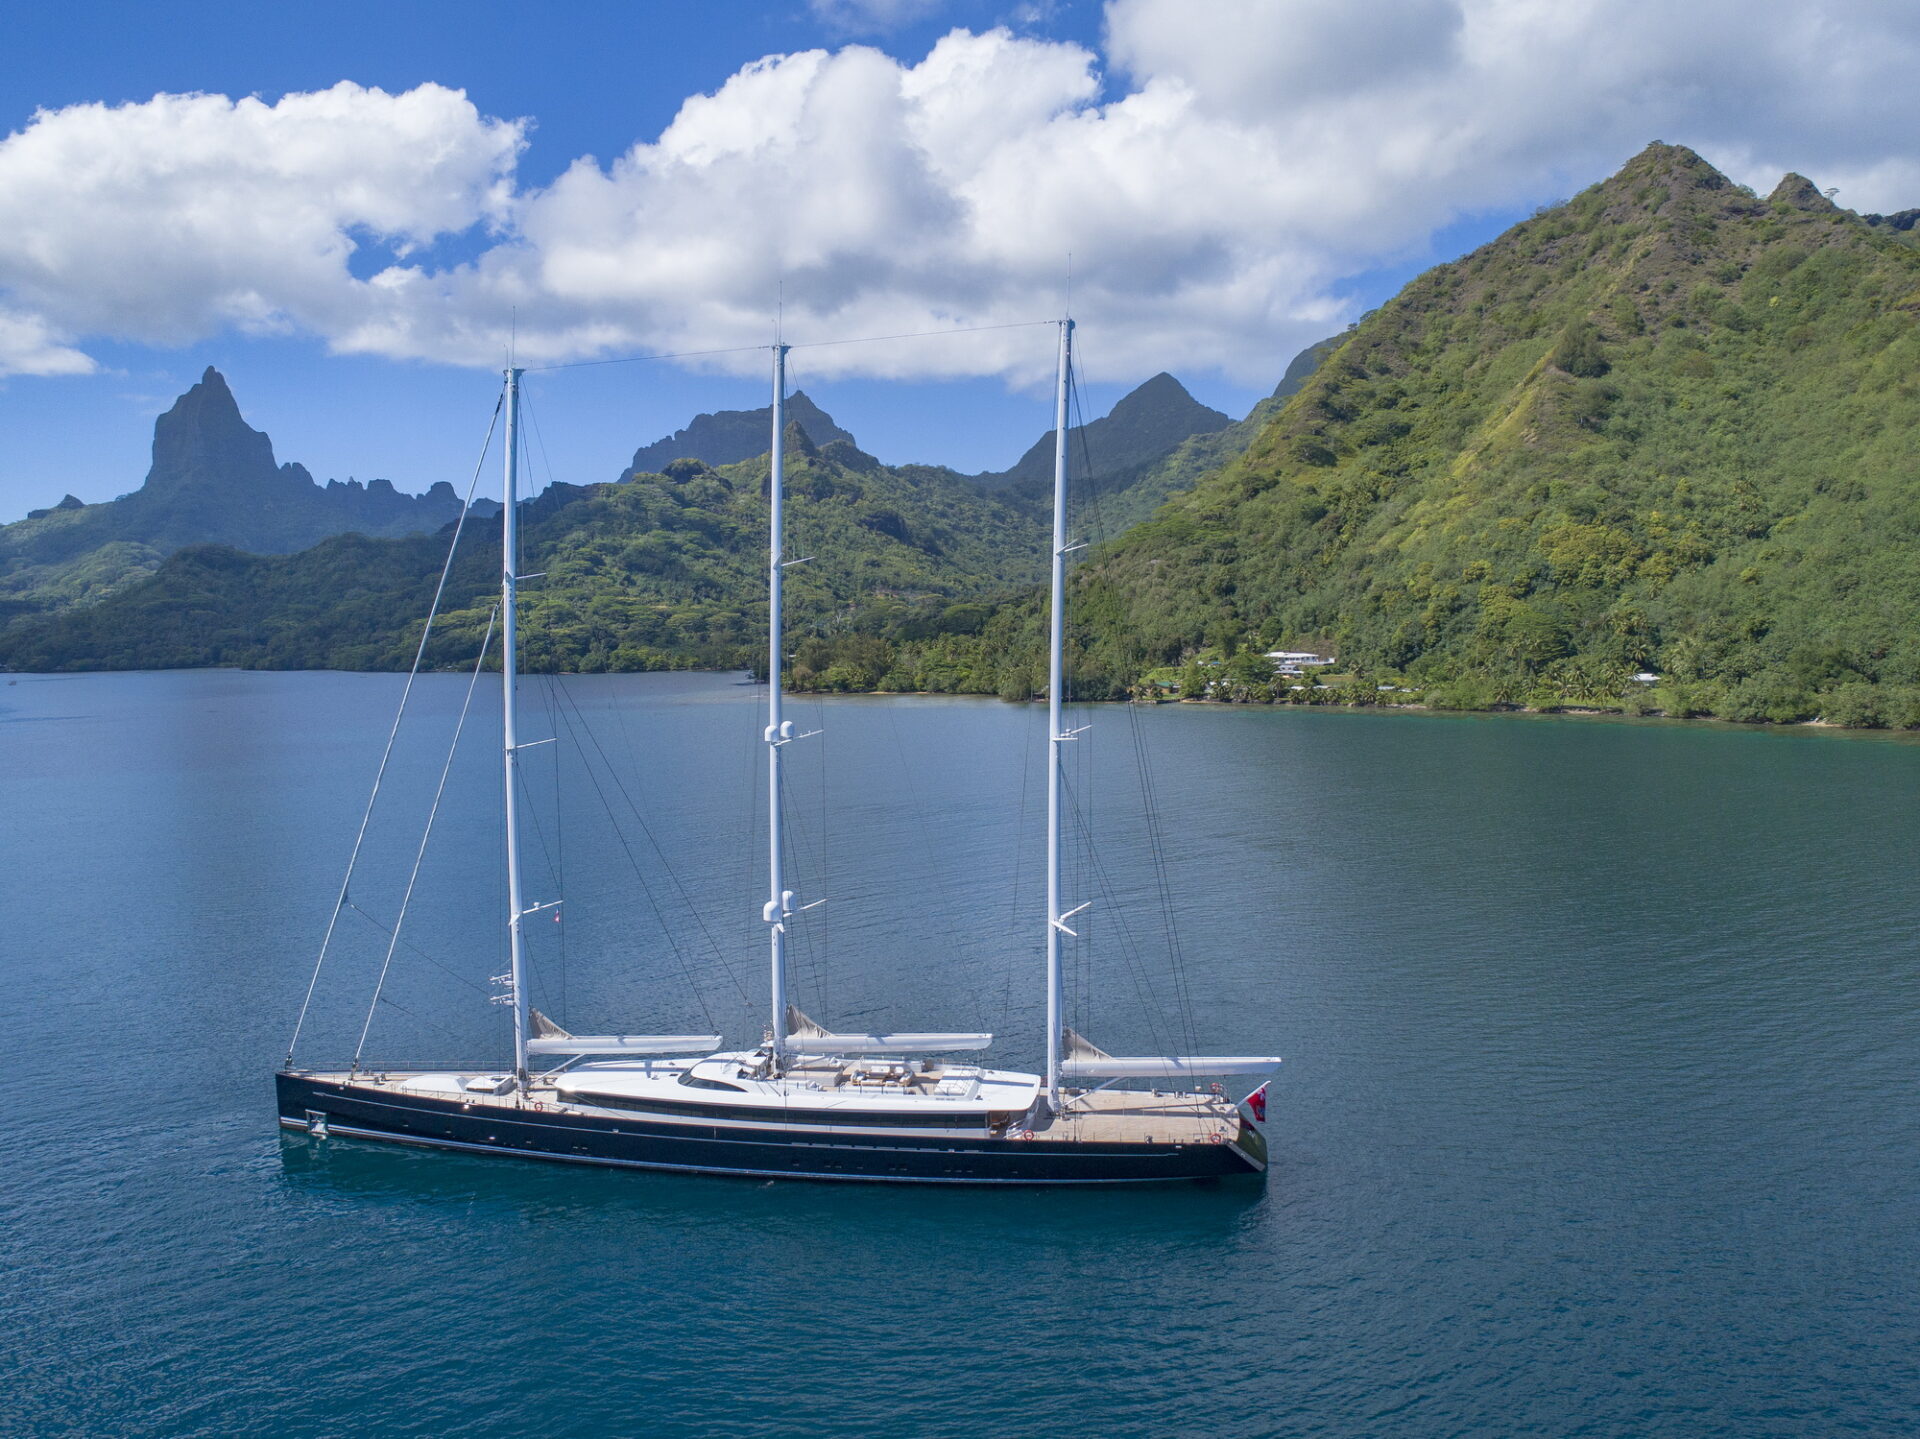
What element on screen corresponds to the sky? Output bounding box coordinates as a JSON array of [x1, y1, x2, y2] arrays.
[[3, 0, 1918, 518]]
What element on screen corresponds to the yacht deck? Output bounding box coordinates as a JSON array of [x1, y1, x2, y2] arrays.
[[294, 1067, 1247, 1146]]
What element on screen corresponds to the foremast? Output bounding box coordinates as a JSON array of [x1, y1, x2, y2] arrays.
[[1045, 318, 1075, 1112], [501, 366, 531, 1091], [763, 343, 793, 1066]]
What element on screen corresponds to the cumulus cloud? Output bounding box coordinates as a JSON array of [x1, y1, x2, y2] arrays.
[[2, 2, 1919, 385], [0, 308, 93, 376], [0, 82, 521, 362]]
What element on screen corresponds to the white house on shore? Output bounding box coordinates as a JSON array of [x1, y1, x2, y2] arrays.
[[1267, 650, 1336, 676]]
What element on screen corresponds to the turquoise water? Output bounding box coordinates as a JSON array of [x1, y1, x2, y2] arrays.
[[5, 670, 1918, 1437]]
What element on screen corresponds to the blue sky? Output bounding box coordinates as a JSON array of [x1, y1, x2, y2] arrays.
[[3, 1, 1913, 517]]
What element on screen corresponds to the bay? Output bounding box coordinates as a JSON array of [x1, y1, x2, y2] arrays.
[[3, 670, 1916, 1438]]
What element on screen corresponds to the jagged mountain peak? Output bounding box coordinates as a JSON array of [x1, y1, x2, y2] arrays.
[[0, 367, 475, 608], [974, 371, 1231, 491], [1118, 371, 1191, 402], [627, 390, 856, 474], [1615, 140, 1722, 184], [145, 366, 278, 495]]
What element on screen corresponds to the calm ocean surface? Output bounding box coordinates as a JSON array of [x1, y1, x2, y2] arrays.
[[4, 669, 1917, 1438]]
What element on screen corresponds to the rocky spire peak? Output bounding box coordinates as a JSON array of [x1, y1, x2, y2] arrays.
[[143, 367, 277, 495]]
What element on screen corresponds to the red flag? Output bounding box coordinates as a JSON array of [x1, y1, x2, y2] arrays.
[[1245, 1082, 1268, 1123]]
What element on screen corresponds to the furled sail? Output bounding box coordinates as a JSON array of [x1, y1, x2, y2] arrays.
[[1057, 1028, 1282, 1080], [782, 1005, 992, 1055], [525, 1009, 721, 1056]]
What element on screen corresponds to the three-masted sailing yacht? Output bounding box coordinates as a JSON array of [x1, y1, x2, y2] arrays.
[[277, 324, 1279, 1183]]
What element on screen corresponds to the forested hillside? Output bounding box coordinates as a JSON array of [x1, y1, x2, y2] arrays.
[[0, 427, 1044, 674], [0, 359, 1324, 675], [793, 144, 1920, 724]]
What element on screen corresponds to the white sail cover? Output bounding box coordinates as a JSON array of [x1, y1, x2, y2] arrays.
[[1057, 1028, 1282, 1080], [783, 1005, 991, 1055], [525, 1010, 719, 1056]]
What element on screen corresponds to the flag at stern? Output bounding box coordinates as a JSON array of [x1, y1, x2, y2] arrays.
[[1244, 1083, 1269, 1124]]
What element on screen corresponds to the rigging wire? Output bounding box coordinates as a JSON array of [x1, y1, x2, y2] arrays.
[[513, 381, 573, 1020], [814, 690, 834, 1025], [547, 688, 721, 1033], [791, 319, 1057, 352], [284, 389, 502, 1068], [367, 992, 471, 1049], [1063, 338, 1203, 1063], [603, 678, 761, 1030], [1127, 703, 1201, 1058], [549, 673, 753, 1015], [535, 675, 570, 1023], [779, 777, 828, 1020], [344, 900, 490, 997], [776, 350, 825, 1022], [524, 318, 1057, 374], [529, 343, 772, 373], [1060, 772, 1172, 1056], [350, 606, 500, 1073]]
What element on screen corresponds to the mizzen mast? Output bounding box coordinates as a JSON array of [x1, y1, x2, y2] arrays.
[[1045, 318, 1075, 1112], [763, 343, 793, 1065], [501, 365, 531, 1091]]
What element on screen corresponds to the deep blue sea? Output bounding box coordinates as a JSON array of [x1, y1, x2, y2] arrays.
[[5, 670, 1918, 1438]]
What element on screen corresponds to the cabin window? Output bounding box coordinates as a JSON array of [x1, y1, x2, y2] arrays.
[[677, 1073, 748, 1092]]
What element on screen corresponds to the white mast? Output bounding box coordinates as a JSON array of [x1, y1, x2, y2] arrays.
[[502, 366, 531, 1091], [1045, 318, 1074, 1110], [763, 343, 792, 1064]]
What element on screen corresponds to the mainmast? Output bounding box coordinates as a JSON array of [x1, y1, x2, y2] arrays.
[[763, 343, 792, 1065], [1045, 318, 1074, 1110], [501, 366, 531, 1091]]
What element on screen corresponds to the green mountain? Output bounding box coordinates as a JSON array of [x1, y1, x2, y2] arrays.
[[1067, 338, 1342, 540], [770, 144, 1920, 724], [972, 371, 1229, 492], [0, 350, 1331, 675], [0, 423, 1046, 674], [0, 368, 468, 624], [627, 391, 854, 471], [1056, 144, 1920, 723]]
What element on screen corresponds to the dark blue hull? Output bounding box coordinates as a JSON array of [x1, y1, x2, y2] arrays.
[[276, 1073, 1264, 1185]]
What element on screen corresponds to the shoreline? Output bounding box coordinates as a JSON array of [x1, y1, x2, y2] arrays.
[[15, 666, 1920, 740]]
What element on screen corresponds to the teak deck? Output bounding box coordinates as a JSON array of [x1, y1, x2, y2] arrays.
[[316, 1071, 1243, 1145]]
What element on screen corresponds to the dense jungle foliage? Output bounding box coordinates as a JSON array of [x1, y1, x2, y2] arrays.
[[0, 429, 1047, 674], [789, 145, 1920, 726], [0, 364, 1281, 676]]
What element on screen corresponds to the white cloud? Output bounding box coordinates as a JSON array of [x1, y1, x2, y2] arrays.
[[2, 4, 1919, 386], [0, 82, 521, 362], [0, 308, 94, 376]]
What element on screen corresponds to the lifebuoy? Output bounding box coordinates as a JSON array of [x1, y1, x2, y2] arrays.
[[1013, 1128, 1035, 1141], [1208, 1132, 1225, 1143]]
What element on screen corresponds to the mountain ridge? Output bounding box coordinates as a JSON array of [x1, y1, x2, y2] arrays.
[[627, 391, 857, 472], [738, 142, 1920, 724], [970, 371, 1230, 491], [0, 368, 470, 622], [0, 344, 1333, 666]]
